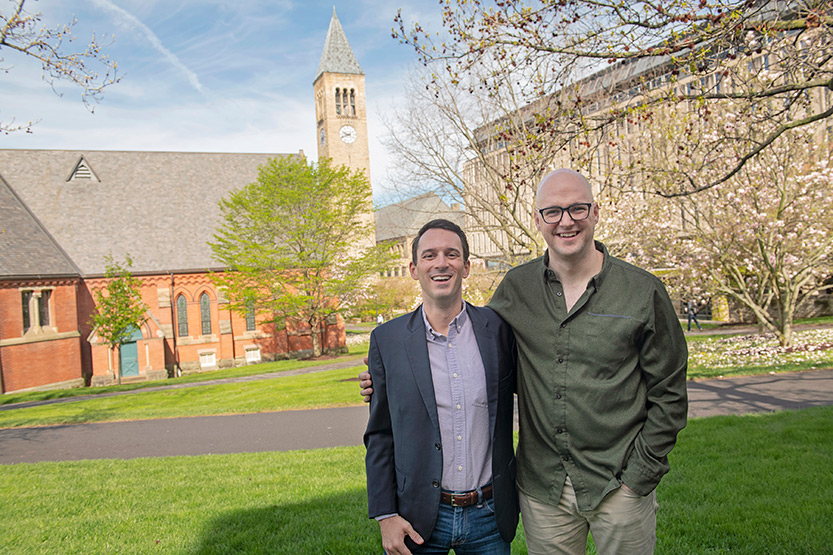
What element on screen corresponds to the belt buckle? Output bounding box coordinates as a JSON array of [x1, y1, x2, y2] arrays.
[[450, 493, 464, 507]]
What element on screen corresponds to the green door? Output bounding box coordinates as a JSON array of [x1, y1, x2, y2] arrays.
[[119, 326, 144, 377]]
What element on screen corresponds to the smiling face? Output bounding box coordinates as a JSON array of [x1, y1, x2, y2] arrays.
[[410, 228, 470, 310], [534, 169, 599, 264]]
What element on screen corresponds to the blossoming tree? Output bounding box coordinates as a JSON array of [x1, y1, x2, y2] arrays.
[[598, 108, 833, 347]]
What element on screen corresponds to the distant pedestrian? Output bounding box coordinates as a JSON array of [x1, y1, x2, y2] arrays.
[[686, 300, 702, 331], [376, 313, 384, 326]]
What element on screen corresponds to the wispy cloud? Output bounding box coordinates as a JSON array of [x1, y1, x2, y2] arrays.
[[91, 0, 205, 94]]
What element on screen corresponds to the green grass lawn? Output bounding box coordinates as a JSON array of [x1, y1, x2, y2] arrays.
[[0, 365, 365, 429], [1, 406, 830, 554], [2, 326, 833, 428], [0, 343, 369, 407]]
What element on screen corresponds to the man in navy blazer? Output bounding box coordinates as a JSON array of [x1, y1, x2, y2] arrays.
[[364, 219, 519, 555]]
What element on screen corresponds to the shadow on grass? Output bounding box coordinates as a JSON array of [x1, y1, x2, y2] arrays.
[[192, 489, 380, 554]]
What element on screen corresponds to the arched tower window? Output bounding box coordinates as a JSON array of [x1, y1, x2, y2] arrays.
[[335, 88, 341, 115], [350, 89, 356, 115], [200, 293, 211, 335], [176, 295, 188, 337]]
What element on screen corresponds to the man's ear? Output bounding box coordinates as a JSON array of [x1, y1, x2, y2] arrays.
[[409, 261, 418, 280], [463, 259, 471, 279]]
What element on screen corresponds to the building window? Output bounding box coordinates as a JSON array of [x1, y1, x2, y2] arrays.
[[21, 289, 52, 334], [245, 301, 256, 332], [350, 89, 356, 115], [245, 346, 261, 364], [200, 293, 211, 335], [335, 88, 341, 115], [199, 351, 216, 369], [176, 295, 188, 337]]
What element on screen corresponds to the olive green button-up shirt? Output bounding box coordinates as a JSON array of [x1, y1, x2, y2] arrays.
[[489, 241, 688, 511]]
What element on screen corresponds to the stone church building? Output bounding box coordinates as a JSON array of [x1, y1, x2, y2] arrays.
[[0, 10, 371, 393]]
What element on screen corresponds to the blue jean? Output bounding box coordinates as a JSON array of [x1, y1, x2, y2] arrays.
[[412, 498, 510, 555]]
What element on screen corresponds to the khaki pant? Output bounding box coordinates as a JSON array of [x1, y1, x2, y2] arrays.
[[519, 477, 658, 555]]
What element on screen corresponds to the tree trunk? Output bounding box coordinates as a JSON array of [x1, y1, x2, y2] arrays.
[[310, 319, 322, 358]]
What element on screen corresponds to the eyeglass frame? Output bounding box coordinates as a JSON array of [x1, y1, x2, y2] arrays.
[[536, 202, 595, 225]]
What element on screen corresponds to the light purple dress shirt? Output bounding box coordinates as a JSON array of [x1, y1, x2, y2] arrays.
[[422, 304, 492, 492]]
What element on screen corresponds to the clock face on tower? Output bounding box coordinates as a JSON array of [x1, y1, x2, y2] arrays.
[[339, 125, 357, 144]]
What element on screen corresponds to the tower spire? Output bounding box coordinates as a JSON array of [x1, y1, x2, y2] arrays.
[[315, 7, 363, 83]]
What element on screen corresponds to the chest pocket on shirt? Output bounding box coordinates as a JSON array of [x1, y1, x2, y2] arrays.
[[584, 313, 639, 373]]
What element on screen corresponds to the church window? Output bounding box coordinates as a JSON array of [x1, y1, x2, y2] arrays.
[[21, 291, 32, 333], [335, 88, 342, 115], [21, 289, 52, 334], [245, 300, 256, 331], [176, 295, 188, 336], [350, 89, 356, 115], [200, 293, 212, 335]]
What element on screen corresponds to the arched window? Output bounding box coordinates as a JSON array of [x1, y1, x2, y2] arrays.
[[176, 295, 188, 336], [200, 293, 211, 335], [335, 88, 341, 115], [350, 89, 356, 115], [245, 300, 256, 332]]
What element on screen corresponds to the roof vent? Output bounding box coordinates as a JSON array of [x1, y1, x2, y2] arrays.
[[66, 156, 100, 182]]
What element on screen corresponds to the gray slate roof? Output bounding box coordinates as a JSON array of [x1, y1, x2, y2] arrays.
[[0, 149, 297, 276], [314, 8, 363, 82], [0, 174, 80, 279], [375, 193, 465, 243]]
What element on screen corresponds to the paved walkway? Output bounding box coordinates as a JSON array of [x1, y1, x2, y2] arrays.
[[1, 368, 832, 464]]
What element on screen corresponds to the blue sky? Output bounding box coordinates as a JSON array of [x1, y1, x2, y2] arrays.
[[1, 0, 443, 204]]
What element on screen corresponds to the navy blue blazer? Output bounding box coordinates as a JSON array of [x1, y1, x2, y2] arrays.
[[364, 302, 519, 548]]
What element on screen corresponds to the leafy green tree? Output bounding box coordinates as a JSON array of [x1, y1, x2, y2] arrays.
[[210, 156, 390, 357], [90, 256, 148, 384]]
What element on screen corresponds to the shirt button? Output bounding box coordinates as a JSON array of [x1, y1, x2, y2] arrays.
[[457, 435, 463, 441], [453, 373, 458, 378], [558, 358, 564, 363], [456, 404, 462, 410], [458, 466, 463, 472], [557, 428, 564, 434], [556, 291, 563, 297], [556, 393, 562, 399], [562, 454, 570, 462], [560, 323, 566, 328]]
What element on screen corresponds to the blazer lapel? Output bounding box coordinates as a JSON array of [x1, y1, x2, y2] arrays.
[[405, 307, 440, 431]]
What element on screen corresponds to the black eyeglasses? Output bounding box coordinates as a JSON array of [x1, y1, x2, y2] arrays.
[[537, 203, 594, 225]]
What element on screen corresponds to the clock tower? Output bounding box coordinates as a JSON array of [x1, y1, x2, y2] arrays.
[[314, 8, 371, 182]]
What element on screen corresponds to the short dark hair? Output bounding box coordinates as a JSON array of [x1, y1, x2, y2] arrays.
[[411, 219, 469, 263]]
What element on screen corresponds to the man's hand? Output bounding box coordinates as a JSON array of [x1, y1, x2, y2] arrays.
[[359, 356, 373, 403], [378, 515, 424, 555]]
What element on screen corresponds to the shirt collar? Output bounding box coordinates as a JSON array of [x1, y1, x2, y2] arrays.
[[540, 241, 610, 290], [421, 302, 468, 340]]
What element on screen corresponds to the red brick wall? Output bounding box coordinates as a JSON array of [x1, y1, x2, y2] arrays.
[[1, 270, 348, 391], [1, 336, 83, 392], [0, 279, 84, 393]]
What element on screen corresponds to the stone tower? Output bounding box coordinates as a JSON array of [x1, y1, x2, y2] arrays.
[[314, 8, 371, 181]]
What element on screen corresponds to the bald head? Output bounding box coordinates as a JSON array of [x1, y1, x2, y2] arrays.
[[536, 169, 594, 206]]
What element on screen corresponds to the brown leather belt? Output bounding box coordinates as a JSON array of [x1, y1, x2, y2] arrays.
[[440, 484, 493, 507]]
